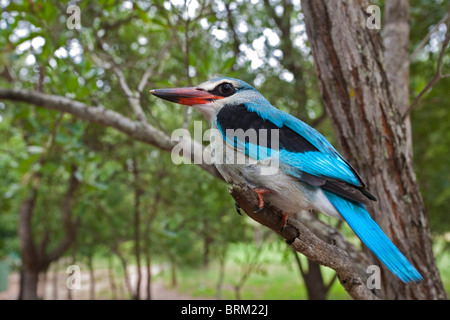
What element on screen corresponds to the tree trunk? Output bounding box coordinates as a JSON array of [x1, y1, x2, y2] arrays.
[[21, 267, 39, 300], [215, 245, 228, 300], [383, 0, 413, 154], [116, 252, 133, 298], [18, 189, 39, 300], [107, 256, 118, 300], [132, 157, 142, 300], [87, 254, 96, 300], [170, 260, 177, 288], [305, 260, 327, 300], [142, 172, 163, 300], [52, 262, 58, 300], [67, 244, 76, 300], [38, 266, 48, 299], [292, 250, 327, 300], [301, 0, 446, 299], [18, 164, 80, 300], [145, 250, 152, 300], [203, 234, 213, 269], [143, 214, 154, 300]]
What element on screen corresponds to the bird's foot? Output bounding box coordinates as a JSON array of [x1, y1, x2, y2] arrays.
[[279, 212, 290, 232], [234, 202, 242, 216], [268, 205, 290, 232], [253, 187, 272, 213]]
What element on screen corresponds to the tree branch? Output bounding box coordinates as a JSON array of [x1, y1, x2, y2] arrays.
[[224, 1, 241, 60], [137, 35, 175, 93], [263, 0, 309, 120], [89, 30, 149, 124], [408, 12, 449, 64], [229, 184, 378, 300], [403, 25, 450, 119], [0, 88, 222, 179], [113, 65, 149, 123], [18, 188, 39, 271], [45, 164, 81, 263]]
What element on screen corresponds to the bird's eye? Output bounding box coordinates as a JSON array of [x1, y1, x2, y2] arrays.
[[218, 83, 235, 96]]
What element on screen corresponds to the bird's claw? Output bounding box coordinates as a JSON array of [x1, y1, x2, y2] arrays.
[[234, 202, 242, 216], [279, 212, 289, 232], [254, 206, 264, 214], [253, 187, 272, 213]]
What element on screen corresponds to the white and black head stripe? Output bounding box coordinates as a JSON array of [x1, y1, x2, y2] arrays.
[[197, 78, 241, 94]]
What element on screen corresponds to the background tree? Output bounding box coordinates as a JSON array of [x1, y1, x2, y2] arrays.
[[300, 0, 446, 299]]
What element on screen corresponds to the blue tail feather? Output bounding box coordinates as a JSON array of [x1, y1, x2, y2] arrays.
[[324, 190, 423, 283]]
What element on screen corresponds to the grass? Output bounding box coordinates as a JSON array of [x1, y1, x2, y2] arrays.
[[160, 242, 350, 300], [434, 237, 450, 295]]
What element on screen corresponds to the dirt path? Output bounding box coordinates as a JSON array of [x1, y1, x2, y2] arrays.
[[0, 265, 207, 300]]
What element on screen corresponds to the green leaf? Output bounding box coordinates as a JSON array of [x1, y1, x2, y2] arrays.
[[27, 145, 44, 154], [17, 153, 41, 175]]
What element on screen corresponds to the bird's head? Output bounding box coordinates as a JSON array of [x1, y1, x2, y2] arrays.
[[150, 77, 268, 121]]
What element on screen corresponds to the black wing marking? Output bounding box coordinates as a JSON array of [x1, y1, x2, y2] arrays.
[[216, 104, 318, 153], [216, 104, 376, 204], [300, 172, 376, 205]]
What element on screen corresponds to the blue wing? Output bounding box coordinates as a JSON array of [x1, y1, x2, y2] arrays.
[[215, 102, 376, 204], [244, 103, 362, 184]]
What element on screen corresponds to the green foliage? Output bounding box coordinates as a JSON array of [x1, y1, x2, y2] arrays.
[[409, 0, 450, 234]]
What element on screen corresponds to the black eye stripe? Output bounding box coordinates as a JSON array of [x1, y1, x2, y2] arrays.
[[208, 82, 236, 97]]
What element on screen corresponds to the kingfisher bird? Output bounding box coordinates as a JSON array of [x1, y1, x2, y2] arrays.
[[150, 77, 423, 283]]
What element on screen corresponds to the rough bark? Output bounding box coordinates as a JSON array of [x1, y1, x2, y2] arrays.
[[301, 0, 445, 299], [383, 0, 412, 153]]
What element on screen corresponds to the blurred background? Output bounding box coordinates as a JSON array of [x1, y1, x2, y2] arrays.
[[0, 0, 449, 300]]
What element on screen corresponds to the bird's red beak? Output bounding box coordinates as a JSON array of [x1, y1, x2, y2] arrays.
[[150, 87, 223, 106]]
